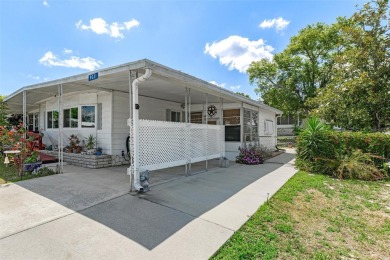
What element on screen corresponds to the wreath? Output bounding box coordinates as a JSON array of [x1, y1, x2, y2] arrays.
[[207, 105, 217, 117]]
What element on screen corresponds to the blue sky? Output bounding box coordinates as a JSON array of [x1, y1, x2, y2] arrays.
[[0, 0, 362, 99]]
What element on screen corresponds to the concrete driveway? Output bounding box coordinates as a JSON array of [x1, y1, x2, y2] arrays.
[[0, 151, 296, 259]]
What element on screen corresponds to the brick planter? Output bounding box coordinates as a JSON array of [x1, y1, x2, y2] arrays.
[[40, 151, 112, 169]]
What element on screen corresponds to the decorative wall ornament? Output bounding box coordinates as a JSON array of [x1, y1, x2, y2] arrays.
[[207, 105, 217, 117]]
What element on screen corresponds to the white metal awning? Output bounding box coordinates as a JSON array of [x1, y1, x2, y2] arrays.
[[4, 59, 282, 115]]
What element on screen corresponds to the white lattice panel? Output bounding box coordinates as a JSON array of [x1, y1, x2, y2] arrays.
[[129, 119, 225, 171]]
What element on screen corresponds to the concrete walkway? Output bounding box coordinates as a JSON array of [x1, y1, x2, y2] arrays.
[[0, 150, 297, 259]]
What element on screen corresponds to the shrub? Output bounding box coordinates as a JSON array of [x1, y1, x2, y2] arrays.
[[296, 117, 390, 180], [236, 145, 264, 165], [336, 150, 385, 181], [296, 117, 333, 162], [36, 167, 55, 176]]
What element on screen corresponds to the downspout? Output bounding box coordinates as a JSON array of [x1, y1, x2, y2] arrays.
[[131, 68, 152, 192], [275, 114, 282, 147]]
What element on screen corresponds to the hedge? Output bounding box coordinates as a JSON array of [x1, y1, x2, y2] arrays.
[[296, 131, 390, 177]]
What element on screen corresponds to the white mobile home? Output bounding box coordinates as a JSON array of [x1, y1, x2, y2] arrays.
[[4, 59, 282, 190]]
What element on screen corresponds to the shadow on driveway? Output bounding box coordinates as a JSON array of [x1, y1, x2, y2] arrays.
[[2, 152, 295, 250]]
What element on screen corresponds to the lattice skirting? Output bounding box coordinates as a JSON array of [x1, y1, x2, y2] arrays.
[[129, 119, 225, 172]]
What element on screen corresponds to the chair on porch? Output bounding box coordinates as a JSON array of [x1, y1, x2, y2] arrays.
[[27, 132, 44, 150]]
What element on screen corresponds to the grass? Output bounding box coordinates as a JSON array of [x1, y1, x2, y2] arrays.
[[0, 155, 55, 184], [212, 171, 390, 260]]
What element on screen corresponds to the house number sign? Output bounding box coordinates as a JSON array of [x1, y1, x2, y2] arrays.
[[88, 72, 99, 81]]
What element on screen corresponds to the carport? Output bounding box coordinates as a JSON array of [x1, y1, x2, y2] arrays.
[[5, 59, 282, 191]]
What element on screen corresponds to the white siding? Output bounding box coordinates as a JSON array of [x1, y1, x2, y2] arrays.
[[258, 108, 277, 149], [111, 91, 130, 156], [97, 93, 111, 154], [37, 91, 277, 156], [41, 92, 112, 154], [111, 93, 184, 155]]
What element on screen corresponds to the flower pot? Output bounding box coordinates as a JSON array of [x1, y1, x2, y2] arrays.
[[87, 149, 96, 155], [24, 161, 42, 172]]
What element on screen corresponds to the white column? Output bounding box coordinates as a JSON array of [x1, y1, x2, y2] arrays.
[[240, 102, 244, 147], [219, 97, 224, 161], [128, 71, 133, 191], [22, 91, 26, 139], [57, 84, 63, 174], [205, 93, 208, 171], [185, 88, 188, 176], [188, 88, 191, 174]]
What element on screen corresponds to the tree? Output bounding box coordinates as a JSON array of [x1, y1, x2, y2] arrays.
[[0, 95, 8, 126], [310, 0, 389, 131], [235, 92, 251, 98], [247, 23, 341, 116]]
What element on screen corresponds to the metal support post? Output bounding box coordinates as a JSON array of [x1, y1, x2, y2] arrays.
[[240, 102, 244, 147], [22, 91, 26, 139], [205, 93, 208, 171], [57, 84, 64, 174], [185, 87, 188, 176], [128, 70, 134, 191], [188, 88, 191, 174]]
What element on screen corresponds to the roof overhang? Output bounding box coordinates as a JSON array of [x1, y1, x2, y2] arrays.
[[4, 59, 283, 115]]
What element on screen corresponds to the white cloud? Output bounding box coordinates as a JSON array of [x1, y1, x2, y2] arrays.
[[124, 19, 140, 30], [28, 75, 40, 80], [43, 1, 49, 7], [230, 85, 241, 91], [209, 81, 241, 91], [209, 81, 226, 88], [63, 48, 73, 55], [76, 18, 140, 39], [259, 17, 290, 31], [204, 35, 274, 73], [39, 51, 103, 71]]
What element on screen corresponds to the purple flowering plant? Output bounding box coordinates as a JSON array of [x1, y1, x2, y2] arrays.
[[236, 145, 264, 165]]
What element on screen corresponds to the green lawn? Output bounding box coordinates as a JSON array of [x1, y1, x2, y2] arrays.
[[212, 171, 390, 260], [0, 155, 55, 184]]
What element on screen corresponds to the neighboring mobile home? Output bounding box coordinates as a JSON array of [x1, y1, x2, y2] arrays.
[[4, 59, 282, 190]]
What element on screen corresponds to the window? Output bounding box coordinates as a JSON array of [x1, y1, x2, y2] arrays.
[[34, 114, 39, 132], [223, 109, 241, 141], [244, 109, 258, 142], [28, 114, 34, 131], [81, 106, 96, 128], [277, 114, 297, 125], [170, 111, 181, 122], [264, 120, 274, 135], [29, 114, 39, 132], [47, 110, 58, 129], [223, 109, 240, 125], [190, 112, 203, 124], [225, 125, 240, 141], [63, 107, 78, 128]]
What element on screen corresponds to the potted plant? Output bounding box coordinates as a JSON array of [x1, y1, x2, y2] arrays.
[[68, 134, 80, 153], [23, 151, 42, 172], [96, 147, 103, 156], [85, 134, 97, 154]]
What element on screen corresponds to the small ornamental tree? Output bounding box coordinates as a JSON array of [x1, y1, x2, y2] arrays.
[[0, 123, 36, 177]]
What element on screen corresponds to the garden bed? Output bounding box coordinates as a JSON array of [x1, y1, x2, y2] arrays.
[[40, 150, 113, 168]]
